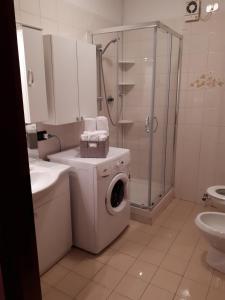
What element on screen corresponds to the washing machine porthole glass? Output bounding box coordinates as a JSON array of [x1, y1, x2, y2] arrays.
[[111, 179, 125, 208]]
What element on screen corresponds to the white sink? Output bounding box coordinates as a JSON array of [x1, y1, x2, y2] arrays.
[[29, 159, 70, 197], [30, 170, 58, 195]]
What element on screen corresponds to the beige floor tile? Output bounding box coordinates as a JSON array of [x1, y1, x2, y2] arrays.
[[161, 253, 189, 275], [168, 243, 195, 260], [72, 259, 104, 279], [175, 232, 199, 248], [119, 240, 144, 258], [110, 235, 127, 251], [42, 265, 70, 286], [93, 265, 124, 290], [115, 274, 148, 300], [108, 292, 131, 299], [207, 287, 225, 300], [59, 248, 90, 270], [184, 257, 212, 286], [128, 259, 157, 283], [176, 278, 208, 300], [151, 268, 182, 294], [148, 236, 173, 252], [76, 282, 110, 300], [125, 229, 153, 246], [43, 288, 72, 300], [41, 281, 53, 297], [95, 248, 116, 264], [157, 227, 178, 240], [198, 237, 209, 251], [107, 252, 135, 272], [139, 247, 166, 266], [129, 220, 143, 230], [138, 223, 160, 235], [56, 272, 89, 297], [162, 218, 185, 230], [211, 270, 225, 291], [141, 284, 174, 300]]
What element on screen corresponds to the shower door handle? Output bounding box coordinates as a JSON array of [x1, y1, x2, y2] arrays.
[[145, 116, 150, 133], [153, 116, 158, 133], [145, 116, 158, 133]]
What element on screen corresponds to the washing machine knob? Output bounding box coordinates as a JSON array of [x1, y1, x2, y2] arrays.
[[116, 160, 124, 168]]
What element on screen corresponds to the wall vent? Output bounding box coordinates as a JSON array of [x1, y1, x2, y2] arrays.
[[185, 0, 201, 22]]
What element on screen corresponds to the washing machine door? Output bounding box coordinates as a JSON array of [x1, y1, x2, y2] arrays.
[[106, 173, 129, 215]]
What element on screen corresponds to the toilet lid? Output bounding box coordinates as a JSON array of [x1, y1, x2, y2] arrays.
[[207, 185, 225, 201]]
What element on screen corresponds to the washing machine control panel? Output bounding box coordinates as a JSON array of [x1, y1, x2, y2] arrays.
[[97, 154, 130, 177]]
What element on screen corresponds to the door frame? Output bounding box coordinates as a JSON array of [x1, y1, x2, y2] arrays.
[[0, 1, 41, 299]]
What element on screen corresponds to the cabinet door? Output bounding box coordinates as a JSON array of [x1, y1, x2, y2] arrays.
[[51, 36, 79, 124], [77, 41, 97, 118], [17, 26, 48, 123], [34, 178, 72, 274]]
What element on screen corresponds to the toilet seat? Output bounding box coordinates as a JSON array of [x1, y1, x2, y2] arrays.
[[207, 185, 225, 201]]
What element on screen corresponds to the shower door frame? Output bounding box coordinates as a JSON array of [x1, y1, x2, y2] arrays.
[[92, 21, 183, 209]]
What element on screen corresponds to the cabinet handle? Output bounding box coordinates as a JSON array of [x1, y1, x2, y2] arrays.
[[27, 69, 34, 87], [145, 116, 150, 133]]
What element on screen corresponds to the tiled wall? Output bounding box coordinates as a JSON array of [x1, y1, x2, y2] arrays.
[[123, 0, 225, 203], [175, 11, 225, 203], [92, 32, 123, 148], [14, 0, 123, 159]]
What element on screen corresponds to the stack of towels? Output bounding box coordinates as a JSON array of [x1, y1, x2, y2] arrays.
[[81, 116, 109, 142]]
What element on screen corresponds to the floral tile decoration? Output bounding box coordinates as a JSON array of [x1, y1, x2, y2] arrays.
[[190, 72, 224, 88]]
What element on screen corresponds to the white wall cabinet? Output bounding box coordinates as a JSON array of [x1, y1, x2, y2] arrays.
[[17, 25, 48, 124], [43, 35, 97, 125], [77, 41, 97, 119]]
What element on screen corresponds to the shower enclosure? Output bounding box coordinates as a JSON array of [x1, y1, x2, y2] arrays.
[[92, 22, 182, 210]]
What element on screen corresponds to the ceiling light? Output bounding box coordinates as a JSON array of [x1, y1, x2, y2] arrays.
[[206, 3, 219, 13]]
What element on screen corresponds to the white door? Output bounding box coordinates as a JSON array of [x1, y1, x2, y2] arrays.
[[77, 41, 97, 118], [17, 26, 48, 123], [52, 36, 80, 124]]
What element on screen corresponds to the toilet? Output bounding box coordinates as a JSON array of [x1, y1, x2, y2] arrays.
[[195, 212, 225, 273], [204, 185, 225, 211]]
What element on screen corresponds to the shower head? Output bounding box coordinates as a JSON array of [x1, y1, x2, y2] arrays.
[[97, 38, 119, 55], [102, 38, 118, 54]]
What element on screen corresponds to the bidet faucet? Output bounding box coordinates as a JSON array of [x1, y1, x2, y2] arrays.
[[202, 193, 209, 206]]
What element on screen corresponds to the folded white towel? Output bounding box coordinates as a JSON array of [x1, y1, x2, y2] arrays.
[[99, 134, 107, 141], [88, 132, 100, 142], [81, 130, 109, 142], [84, 118, 96, 132], [96, 116, 109, 135], [84, 130, 107, 136], [80, 133, 89, 141]]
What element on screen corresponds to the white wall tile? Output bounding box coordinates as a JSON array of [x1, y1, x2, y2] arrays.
[[40, 0, 58, 21], [20, 0, 40, 15], [20, 11, 41, 27], [41, 18, 58, 34]]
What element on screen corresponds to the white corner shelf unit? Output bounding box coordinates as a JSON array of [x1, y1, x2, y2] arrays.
[[118, 120, 134, 125], [118, 82, 135, 87], [118, 60, 135, 65]]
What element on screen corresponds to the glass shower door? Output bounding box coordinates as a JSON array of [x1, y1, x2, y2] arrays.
[[165, 36, 180, 193], [121, 28, 155, 207], [150, 29, 173, 206]]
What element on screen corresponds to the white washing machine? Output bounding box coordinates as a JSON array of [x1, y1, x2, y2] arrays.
[[48, 147, 130, 254]]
